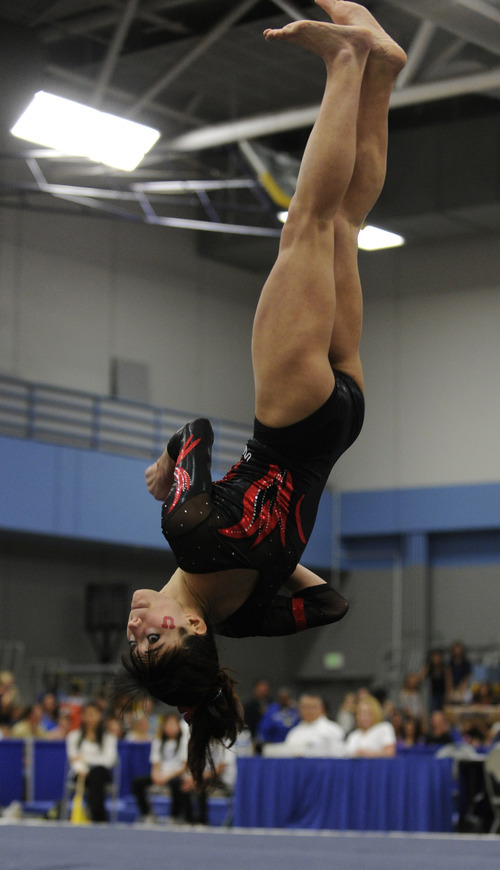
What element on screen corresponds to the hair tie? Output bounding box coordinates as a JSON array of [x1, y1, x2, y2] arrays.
[[178, 689, 223, 725], [178, 705, 196, 725]]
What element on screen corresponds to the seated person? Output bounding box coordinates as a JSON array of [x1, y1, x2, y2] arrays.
[[283, 693, 345, 757], [258, 687, 300, 745], [424, 710, 455, 746], [132, 712, 188, 823], [181, 741, 237, 825], [66, 702, 118, 822], [11, 703, 49, 739], [345, 694, 396, 758]]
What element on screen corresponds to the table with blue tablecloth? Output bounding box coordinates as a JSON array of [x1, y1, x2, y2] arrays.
[[233, 756, 454, 832]]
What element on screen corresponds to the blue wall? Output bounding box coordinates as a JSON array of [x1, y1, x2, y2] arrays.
[[339, 484, 500, 570]]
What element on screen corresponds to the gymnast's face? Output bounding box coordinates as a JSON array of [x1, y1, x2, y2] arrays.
[[127, 588, 206, 654]]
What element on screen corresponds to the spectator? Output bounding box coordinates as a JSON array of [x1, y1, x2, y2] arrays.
[[446, 642, 472, 704], [258, 687, 300, 745], [47, 710, 73, 740], [66, 701, 118, 822], [399, 673, 425, 723], [0, 671, 22, 729], [424, 710, 454, 746], [126, 714, 151, 743], [284, 693, 345, 757], [106, 716, 125, 739], [396, 715, 424, 749], [11, 703, 49, 739], [420, 648, 447, 713], [60, 678, 86, 731], [181, 741, 237, 825], [390, 707, 404, 739], [345, 694, 396, 758], [473, 683, 494, 706], [243, 680, 271, 750], [336, 692, 357, 735], [371, 686, 395, 722], [132, 713, 188, 824], [40, 692, 59, 732]]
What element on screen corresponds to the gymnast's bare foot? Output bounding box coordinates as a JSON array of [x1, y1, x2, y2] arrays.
[[263, 20, 373, 62], [315, 0, 407, 73]]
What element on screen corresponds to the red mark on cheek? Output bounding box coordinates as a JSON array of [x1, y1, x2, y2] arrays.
[[162, 616, 175, 629]]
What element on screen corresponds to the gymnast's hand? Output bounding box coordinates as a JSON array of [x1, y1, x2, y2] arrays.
[[145, 452, 175, 500]]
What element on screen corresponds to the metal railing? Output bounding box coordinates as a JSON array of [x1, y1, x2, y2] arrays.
[[0, 374, 249, 468]]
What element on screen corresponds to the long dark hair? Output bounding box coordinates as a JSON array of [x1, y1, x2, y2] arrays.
[[77, 702, 105, 748], [114, 626, 244, 787]]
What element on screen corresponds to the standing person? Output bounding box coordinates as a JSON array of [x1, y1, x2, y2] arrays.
[[117, 0, 407, 788], [420, 648, 448, 714], [243, 679, 271, 750], [66, 702, 118, 822], [447, 641, 472, 704]]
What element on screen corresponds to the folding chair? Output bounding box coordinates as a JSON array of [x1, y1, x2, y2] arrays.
[[61, 758, 121, 823]]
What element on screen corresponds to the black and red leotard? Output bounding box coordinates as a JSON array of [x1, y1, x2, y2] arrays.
[[160, 371, 364, 638]]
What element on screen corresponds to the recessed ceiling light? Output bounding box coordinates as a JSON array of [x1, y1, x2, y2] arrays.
[[358, 225, 405, 251], [10, 91, 160, 172]]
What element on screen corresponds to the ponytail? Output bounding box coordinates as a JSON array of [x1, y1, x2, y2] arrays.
[[114, 627, 244, 788], [184, 668, 244, 785]]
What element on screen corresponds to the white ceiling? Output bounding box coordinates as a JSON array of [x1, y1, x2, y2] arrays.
[[1, 0, 499, 263]]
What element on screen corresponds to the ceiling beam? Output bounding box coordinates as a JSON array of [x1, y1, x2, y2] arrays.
[[167, 66, 500, 151], [395, 20, 437, 90], [92, 0, 140, 107], [40, 1, 190, 43], [383, 0, 500, 57], [128, 0, 261, 114], [45, 64, 201, 127]]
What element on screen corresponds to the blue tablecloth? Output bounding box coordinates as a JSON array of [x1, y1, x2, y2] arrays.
[[32, 740, 151, 800], [0, 739, 24, 805], [233, 756, 454, 832]]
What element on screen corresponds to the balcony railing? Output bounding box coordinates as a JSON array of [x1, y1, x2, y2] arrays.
[[0, 374, 249, 469]]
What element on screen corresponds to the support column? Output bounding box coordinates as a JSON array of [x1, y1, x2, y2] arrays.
[[400, 532, 430, 674]]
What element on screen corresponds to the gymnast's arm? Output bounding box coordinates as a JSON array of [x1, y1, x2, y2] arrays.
[[282, 563, 328, 594], [217, 566, 349, 638], [145, 447, 176, 501], [145, 418, 214, 502]]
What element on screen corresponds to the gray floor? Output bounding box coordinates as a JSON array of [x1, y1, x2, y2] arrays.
[[1, 821, 499, 870]]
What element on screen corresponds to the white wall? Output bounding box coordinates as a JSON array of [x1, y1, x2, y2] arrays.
[[1, 205, 499, 490], [0, 207, 259, 425], [331, 232, 500, 491]]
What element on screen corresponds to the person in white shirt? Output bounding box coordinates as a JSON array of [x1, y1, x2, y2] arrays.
[[345, 694, 396, 758], [284, 694, 345, 757], [132, 712, 188, 822], [66, 702, 118, 821]]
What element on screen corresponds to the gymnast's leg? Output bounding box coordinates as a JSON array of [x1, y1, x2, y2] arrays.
[[318, 0, 407, 390], [252, 19, 373, 428]]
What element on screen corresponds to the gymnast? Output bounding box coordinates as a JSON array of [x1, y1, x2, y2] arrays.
[[117, 0, 406, 786]]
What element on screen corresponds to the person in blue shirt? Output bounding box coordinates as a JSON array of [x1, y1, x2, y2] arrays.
[[258, 688, 300, 745]]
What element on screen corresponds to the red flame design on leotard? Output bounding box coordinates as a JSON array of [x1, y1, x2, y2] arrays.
[[167, 434, 200, 513], [218, 464, 295, 548]]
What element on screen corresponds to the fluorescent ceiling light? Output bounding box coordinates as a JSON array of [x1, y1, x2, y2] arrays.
[[10, 91, 160, 172], [358, 225, 405, 251]]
